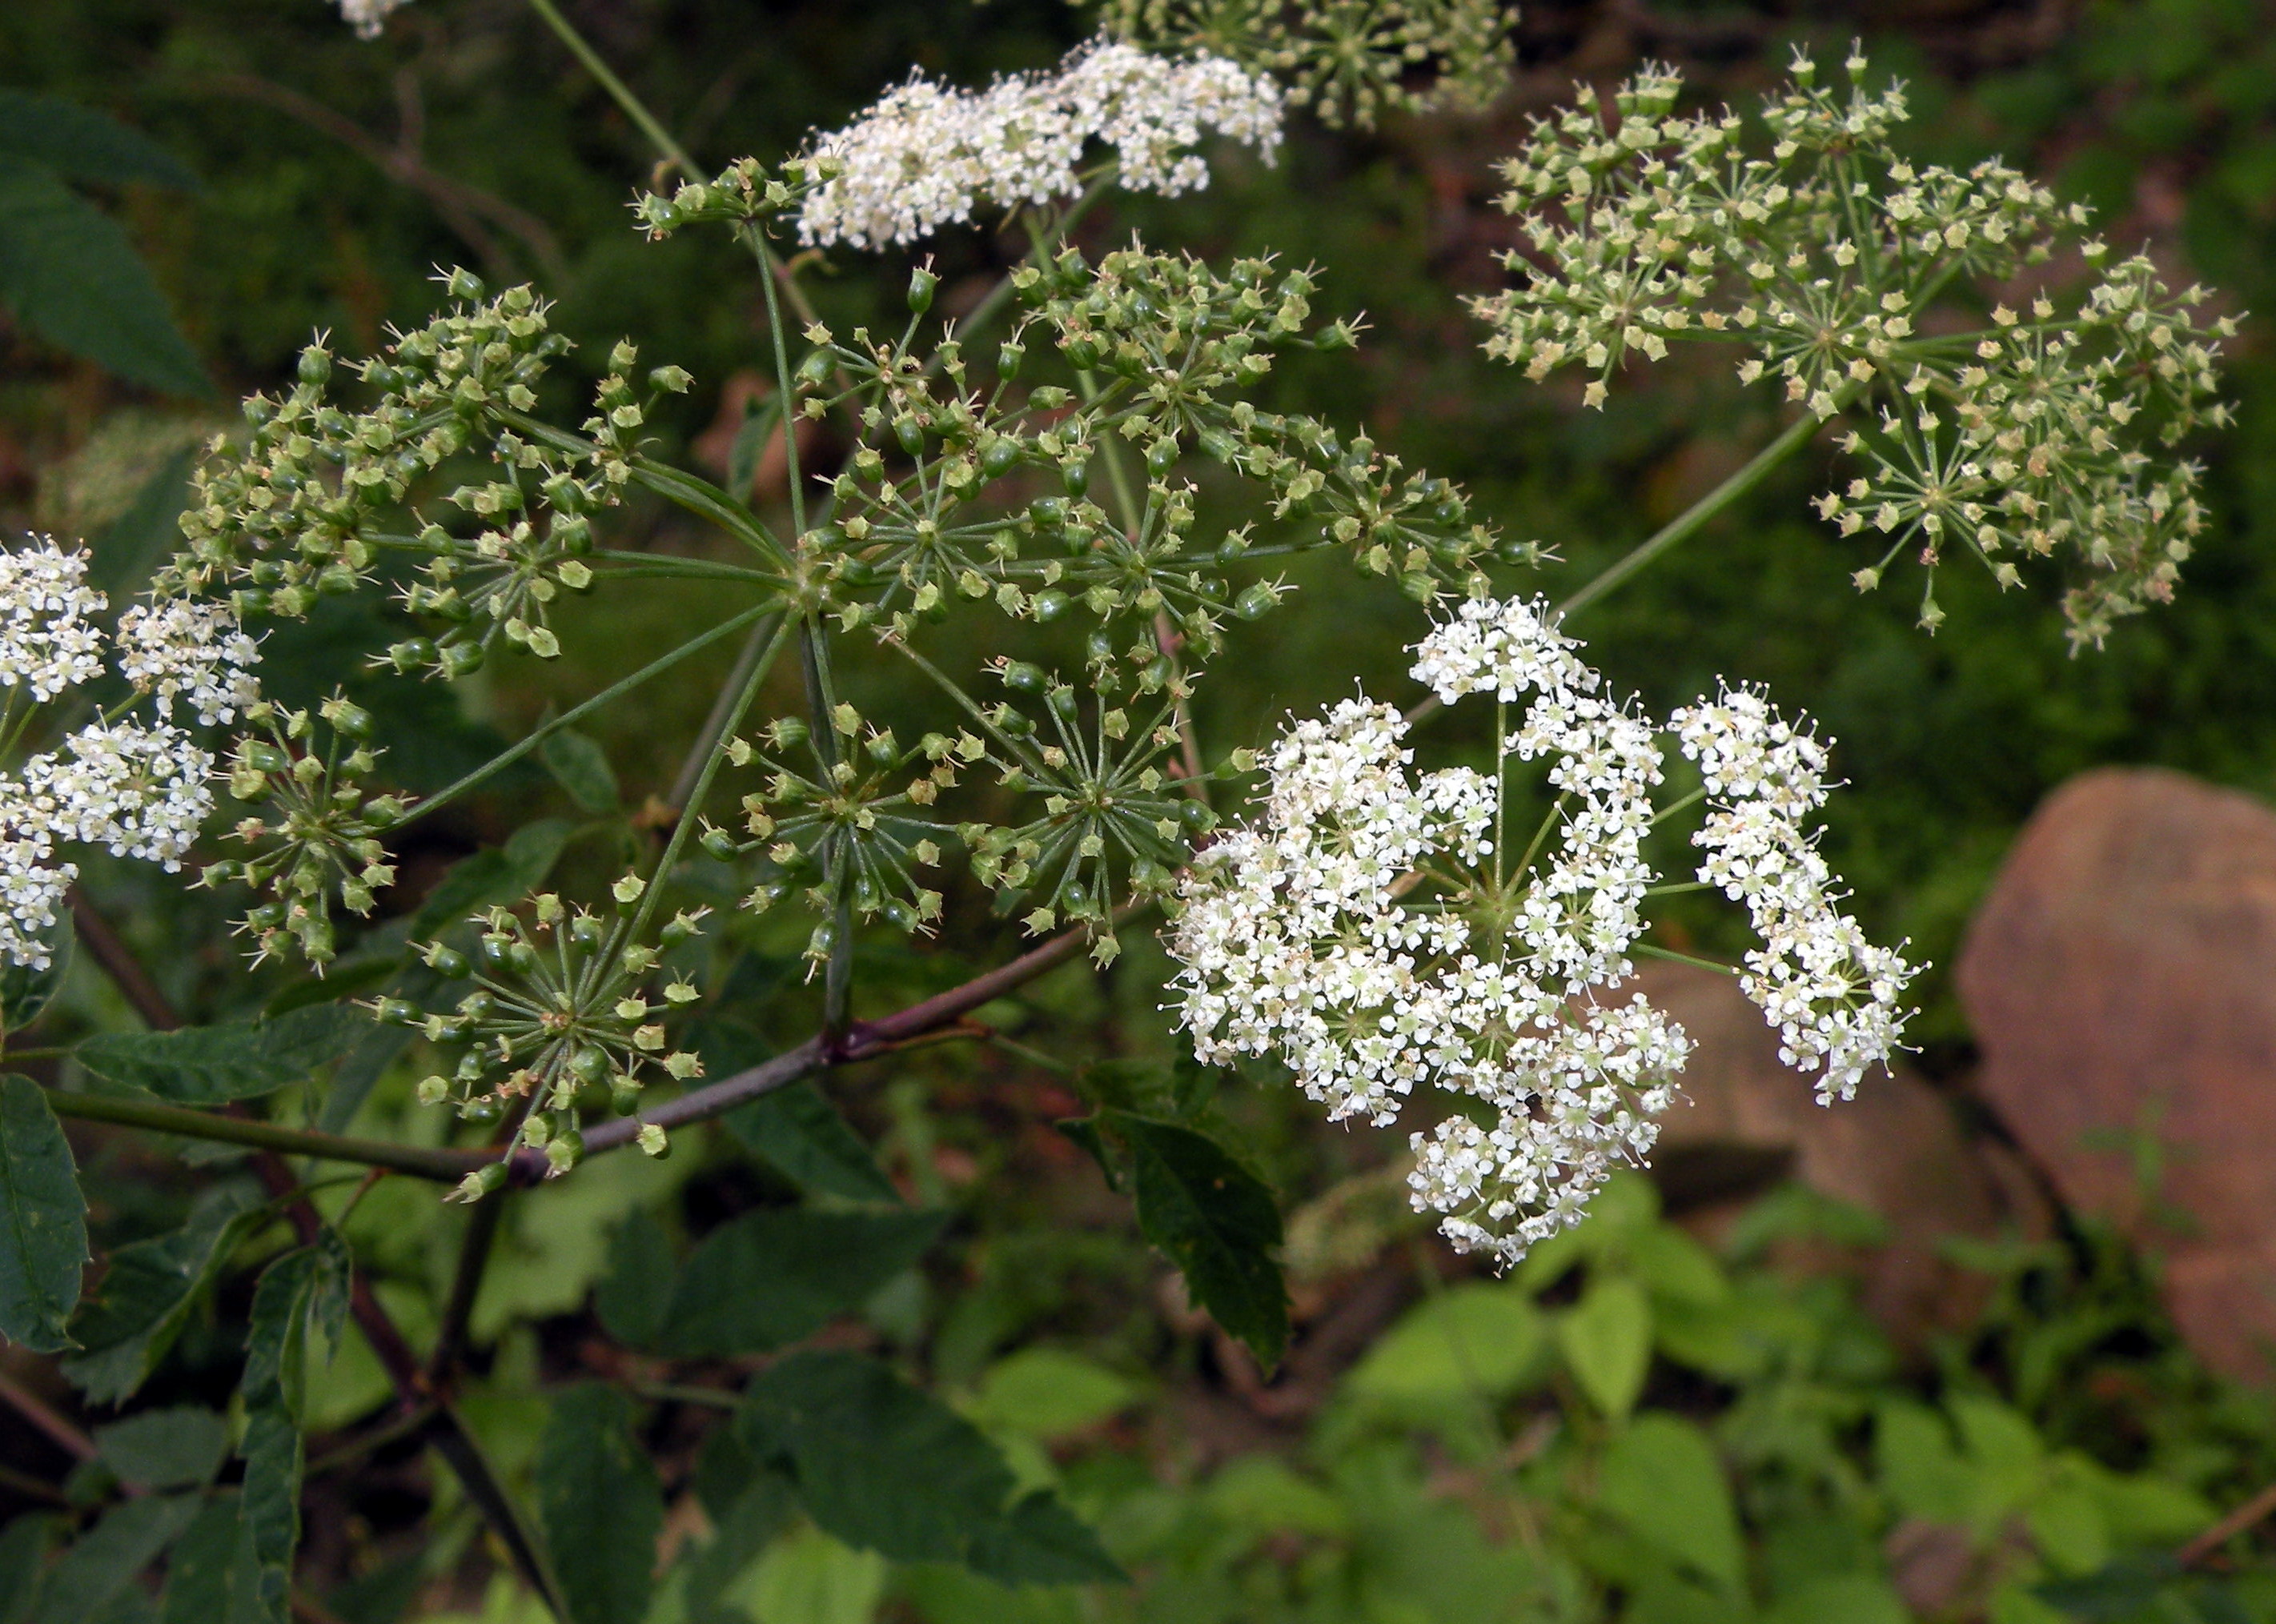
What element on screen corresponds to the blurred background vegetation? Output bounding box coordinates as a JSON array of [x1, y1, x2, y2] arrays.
[[5, 0, 2276, 1620]]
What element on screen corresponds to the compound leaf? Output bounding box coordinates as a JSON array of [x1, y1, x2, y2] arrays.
[[726, 1083, 900, 1205], [536, 1385, 663, 1624], [0, 93, 197, 190], [0, 157, 204, 395], [1106, 1111, 1286, 1370], [76, 1004, 370, 1105], [62, 1185, 263, 1404], [740, 1350, 1121, 1586], [0, 1076, 86, 1353], [660, 1209, 941, 1357], [94, 1407, 228, 1491]]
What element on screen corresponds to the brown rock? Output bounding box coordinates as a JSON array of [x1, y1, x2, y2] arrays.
[[1645, 962, 2044, 1342], [1958, 766, 2276, 1384]]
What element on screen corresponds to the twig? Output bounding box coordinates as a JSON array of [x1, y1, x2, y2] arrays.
[[68, 887, 179, 1031], [425, 1197, 505, 1389], [574, 907, 1120, 1157], [199, 72, 566, 283], [67, 893, 560, 1618], [0, 1462, 67, 1505], [2179, 1479, 2276, 1567], [42, 1089, 484, 1181], [0, 1369, 94, 1462], [305, 1401, 440, 1478]]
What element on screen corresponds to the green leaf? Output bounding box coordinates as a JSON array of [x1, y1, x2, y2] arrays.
[[24, 1494, 203, 1624], [0, 1514, 60, 1624], [1597, 1414, 1744, 1592], [230, 1406, 300, 1624], [88, 447, 195, 599], [62, 1185, 264, 1404], [155, 1494, 237, 1624], [1345, 1283, 1545, 1405], [740, 1350, 1122, 1586], [0, 94, 197, 190], [1556, 1275, 1652, 1421], [536, 1385, 664, 1624], [410, 819, 574, 940], [1106, 1111, 1286, 1369], [540, 728, 619, 814], [726, 1083, 901, 1205], [592, 1209, 676, 1349], [76, 1004, 371, 1105], [660, 1209, 943, 1357], [0, 918, 70, 1033], [94, 1406, 228, 1490], [0, 1076, 86, 1352], [0, 158, 206, 395], [1874, 1401, 1973, 1526], [1761, 1574, 1909, 1624], [725, 396, 781, 503], [969, 1348, 1137, 1441]]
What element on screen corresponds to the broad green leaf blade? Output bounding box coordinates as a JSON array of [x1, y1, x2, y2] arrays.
[[155, 1493, 237, 1624], [0, 94, 197, 190], [88, 448, 196, 599], [660, 1209, 943, 1357], [62, 1185, 263, 1404], [243, 1239, 345, 1417], [1107, 1111, 1287, 1369], [0, 1076, 86, 1352], [726, 1082, 901, 1205], [0, 1514, 60, 1621], [409, 819, 574, 940], [592, 1209, 676, 1349], [1345, 1282, 1544, 1405], [536, 1385, 663, 1624], [94, 1406, 229, 1490], [1596, 1414, 1743, 1591], [725, 398, 781, 502], [230, 1406, 301, 1624], [0, 917, 70, 1033], [76, 1004, 371, 1104], [969, 1348, 1137, 1442], [741, 1350, 1121, 1586], [540, 728, 618, 813], [0, 158, 206, 395], [25, 1493, 203, 1624], [1556, 1275, 1652, 1421]]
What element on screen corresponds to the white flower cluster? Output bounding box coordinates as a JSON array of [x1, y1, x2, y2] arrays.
[[0, 543, 106, 704], [1673, 686, 1917, 1102], [332, 0, 411, 39], [0, 537, 259, 969], [799, 38, 1283, 250], [117, 599, 264, 726], [1170, 595, 1915, 1262]]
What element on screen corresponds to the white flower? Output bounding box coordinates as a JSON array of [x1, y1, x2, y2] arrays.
[[0, 539, 243, 966], [1673, 684, 1918, 1101], [333, 0, 411, 38], [800, 38, 1283, 250], [116, 597, 263, 724], [0, 825, 72, 971], [19, 722, 214, 870], [0, 538, 106, 704], [1169, 594, 1915, 1263]]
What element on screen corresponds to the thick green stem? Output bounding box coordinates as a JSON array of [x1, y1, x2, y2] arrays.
[[404, 601, 777, 827], [623, 619, 793, 953], [44, 1089, 483, 1181], [1557, 411, 1824, 618]]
